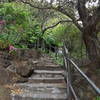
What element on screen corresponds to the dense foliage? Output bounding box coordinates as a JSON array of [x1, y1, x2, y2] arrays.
[[0, 3, 31, 48], [0, 2, 87, 59], [0, 3, 43, 49]]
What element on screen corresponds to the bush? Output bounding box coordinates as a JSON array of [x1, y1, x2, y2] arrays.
[[0, 3, 32, 49]]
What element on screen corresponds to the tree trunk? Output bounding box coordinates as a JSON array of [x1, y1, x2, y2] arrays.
[[82, 28, 100, 68]]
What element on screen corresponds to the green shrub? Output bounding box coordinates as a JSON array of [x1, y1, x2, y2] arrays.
[[0, 2, 32, 49]]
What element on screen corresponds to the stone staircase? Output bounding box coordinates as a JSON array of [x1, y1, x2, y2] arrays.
[[11, 56, 67, 100]]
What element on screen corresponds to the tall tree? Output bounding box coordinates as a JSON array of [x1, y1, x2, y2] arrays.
[[20, 0, 100, 67]]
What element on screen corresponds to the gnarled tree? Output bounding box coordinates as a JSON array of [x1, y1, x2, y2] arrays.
[[20, 0, 100, 67]]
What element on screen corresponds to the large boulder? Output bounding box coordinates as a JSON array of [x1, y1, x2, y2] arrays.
[[0, 68, 28, 85], [16, 60, 34, 77], [0, 85, 11, 100]]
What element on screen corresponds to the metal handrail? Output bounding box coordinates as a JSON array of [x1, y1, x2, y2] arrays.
[[34, 40, 100, 98], [70, 84, 79, 100], [69, 59, 100, 94], [64, 56, 79, 100], [63, 44, 100, 100]]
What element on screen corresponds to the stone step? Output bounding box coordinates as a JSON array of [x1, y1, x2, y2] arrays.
[[15, 83, 67, 88], [34, 70, 65, 74], [28, 71, 65, 83], [11, 82, 67, 100], [33, 65, 63, 70], [29, 74, 64, 79], [28, 74, 65, 83], [12, 86, 67, 94], [12, 96, 67, 100], [11, 92, 67, 100], [29, 77, 64, 80], [28, 78, 65, 83]]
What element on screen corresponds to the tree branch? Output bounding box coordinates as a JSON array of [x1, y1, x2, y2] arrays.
[[53, 7, 83, 31], [20, 0, 52, 9], [42, 20, 73, 33], [20, 0, 83, 32]]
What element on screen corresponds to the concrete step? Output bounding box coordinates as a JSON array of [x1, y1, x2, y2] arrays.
[[12, 96, 67, 100], [15, 83, 67, 88], [29, 74, 64, 80], [33, 65, 63, 70], [12, 86, 67, 94], [11, 93, 67, 100], [34, 70, 65, 74], [11, 82, 67, 100], [28, 73, 65, 83], [28, 78, 65, 83]]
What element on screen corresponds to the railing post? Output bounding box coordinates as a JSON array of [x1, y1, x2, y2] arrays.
[[64, 57, 70, 100], [55, 47, 58, 60], [63, 43, 79, 100], [67, 58, 73, 100], [67, 59, 71, 100], [63, 44, 72, 100]]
